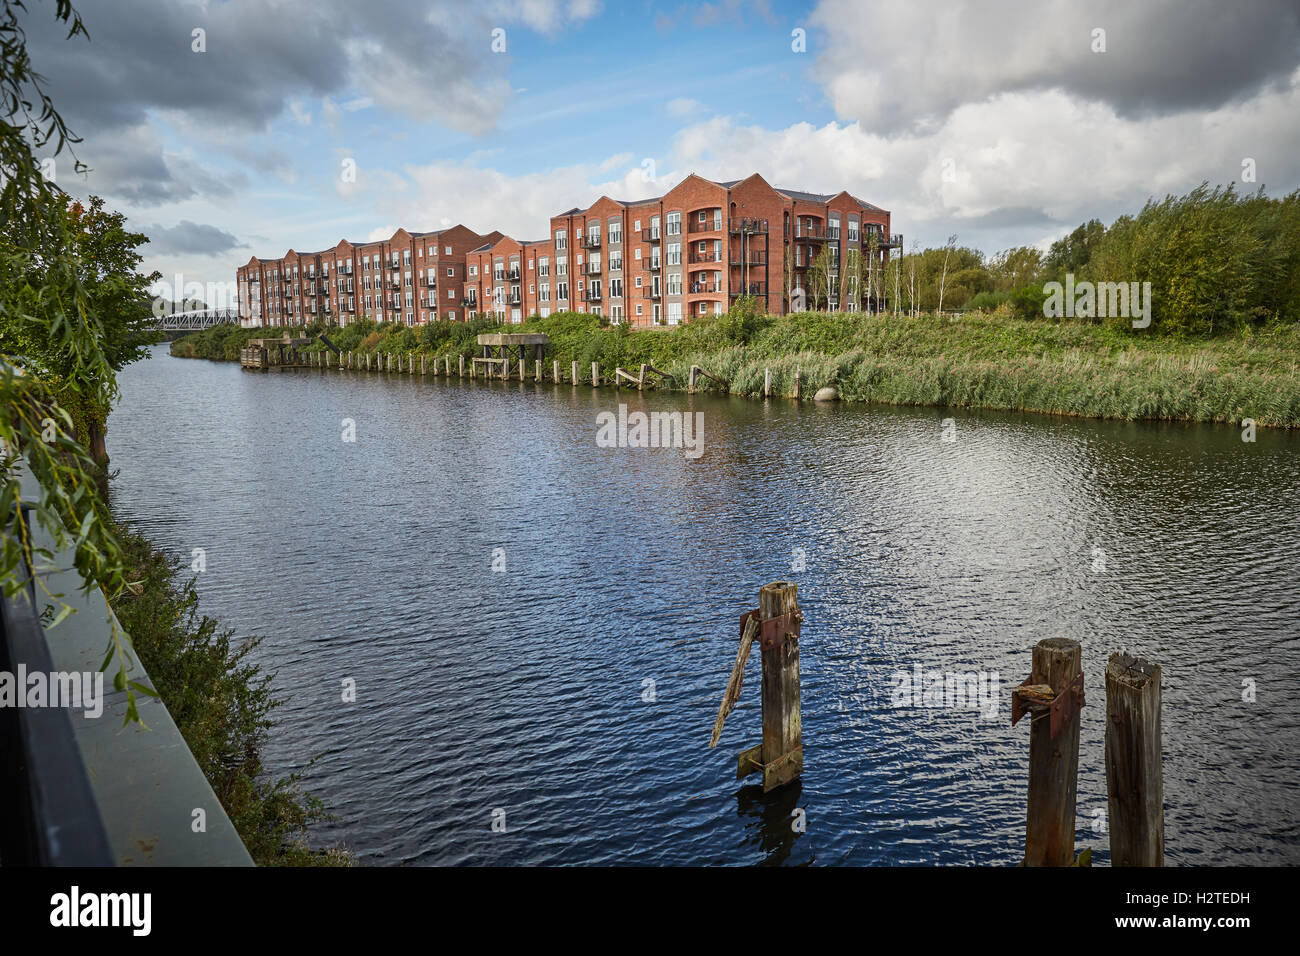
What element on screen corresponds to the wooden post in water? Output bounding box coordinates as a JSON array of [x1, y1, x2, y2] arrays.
[[460, 355, 466, 378], [688, 366, 698, 394], [1105, 652, 1164, 866], [764, 368, 772, 398], [592, 361, 600, 387], [639, 363, 648, 391], [445, 356, 451, 376], [535, 359, 542, 383], [1016, 638, 1084, 866], [553, 359, 560, 383], [572, 360, 579, 385], [793, 369, 802, 400], [734, 582, 803, 793], [518, 355, 525, 382]]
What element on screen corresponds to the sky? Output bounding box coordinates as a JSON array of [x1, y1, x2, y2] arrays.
[[22, 0, 1300, 304]]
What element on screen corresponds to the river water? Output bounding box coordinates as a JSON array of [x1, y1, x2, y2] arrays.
[[106, 344, 1299, 865]]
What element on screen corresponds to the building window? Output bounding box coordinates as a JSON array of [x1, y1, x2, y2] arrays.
[[555, 229, 566, 251], [666, 212, 680, 235]]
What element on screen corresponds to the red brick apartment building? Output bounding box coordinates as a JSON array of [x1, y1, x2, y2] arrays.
[[236, 173, 899, 327]]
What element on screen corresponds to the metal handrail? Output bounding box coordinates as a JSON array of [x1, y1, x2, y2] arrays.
[[0, 507, 114, 866]]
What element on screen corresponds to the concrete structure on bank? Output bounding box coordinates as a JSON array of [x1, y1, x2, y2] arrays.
[[236, 173, 900, 328]]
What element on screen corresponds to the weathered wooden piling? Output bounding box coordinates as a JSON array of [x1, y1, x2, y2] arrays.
[[591, 361, 600, 387], [534, 359, 542, 383], [718, 582, 804, 794], [793, 369, 802, 400], [459, 355, 466, 378], [553, 359, 560, 383], [572, 360, 579, 385], [764, 368, 772, 398], [1013, 638, 1084, 866], [688, 366, 698, 394], [1105, 652, 1163, 866]]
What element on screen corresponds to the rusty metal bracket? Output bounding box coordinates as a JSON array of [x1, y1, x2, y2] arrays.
[[740, 607, 803, 652], [1011, 672, 1085, 739]]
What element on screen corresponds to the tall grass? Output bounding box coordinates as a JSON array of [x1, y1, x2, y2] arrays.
[[171, 310, 1300, 427]]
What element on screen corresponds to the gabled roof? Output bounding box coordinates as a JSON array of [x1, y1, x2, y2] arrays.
[[775, 187, 834, 203]]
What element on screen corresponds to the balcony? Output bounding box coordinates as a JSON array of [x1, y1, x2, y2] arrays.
[[792, 224, 829, 241], [729, 217, 769, 235], [730, 282, 766, 297], [505, 268, 521, 281], [580, 234, 601, 249], [461, 297, 477, 308], [731, 250, 767, 265], [641, 227, 661, 243], [688, 251, 723, 264], [642, 259, 662, 272], [641, 287, 661, 300], [689, 282, 721, 294], [585, 261, 602, 275], [584, 288, 602, 302], [689, 217, 723, 234]]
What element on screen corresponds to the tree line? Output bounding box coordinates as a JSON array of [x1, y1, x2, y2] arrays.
[[878, 184, 1300, 335]]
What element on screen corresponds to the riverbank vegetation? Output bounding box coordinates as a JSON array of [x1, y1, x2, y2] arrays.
[[2, 0, 344, 864], [175, 306, 1300, 427], [889, 183, 1300, 335]]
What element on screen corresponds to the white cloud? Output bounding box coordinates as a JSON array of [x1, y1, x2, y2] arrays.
[[809, 0, 1300, 134]]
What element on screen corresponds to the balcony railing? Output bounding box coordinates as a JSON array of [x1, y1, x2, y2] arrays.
[[732, 251, 767, 265], [792, 224, 829, 241], [642, 259, 661, 271], [641, 287, 661, 300], [581, 234, 601, 249], [729, 217, 769, 235], [585, 262, 602, 275], [689, 218, 723, 234], [731, 282, 766, 297], [688, 251, 723, 264], [641, 227, 661, 243], [584, 288, 602, 301], [689, 283, 721, 294]]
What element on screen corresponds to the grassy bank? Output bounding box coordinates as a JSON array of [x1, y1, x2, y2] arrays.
[[108, 523, 351, 866], [172, 309, 1300, 427]]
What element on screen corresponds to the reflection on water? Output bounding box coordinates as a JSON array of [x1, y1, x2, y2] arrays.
[[106, 345, 1300, 865]]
